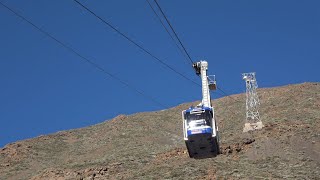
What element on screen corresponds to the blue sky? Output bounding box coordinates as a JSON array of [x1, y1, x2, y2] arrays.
[[0, 0, 319, 147]]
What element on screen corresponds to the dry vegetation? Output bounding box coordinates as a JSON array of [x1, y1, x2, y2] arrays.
[[0, 82, 319, 179]]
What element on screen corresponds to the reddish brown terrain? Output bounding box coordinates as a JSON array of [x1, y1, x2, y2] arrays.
[[0, 82, 319, 179]]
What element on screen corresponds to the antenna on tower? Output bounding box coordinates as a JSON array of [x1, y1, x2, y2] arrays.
[[242, 72, 264, 132]]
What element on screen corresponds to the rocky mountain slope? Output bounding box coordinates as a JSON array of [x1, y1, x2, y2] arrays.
[[0, 82, 319, 179]]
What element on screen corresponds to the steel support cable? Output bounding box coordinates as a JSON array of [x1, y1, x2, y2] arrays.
[[150, 1, 244, 119], [74, 1, 240, 109], [0, 1, 167, 108], [73, 0, 200, 87], [148, 1, 241, 114], [149, 1, 236, 103], [153, 0, 194, 65], [145, 0, 190, 66], [217, 87, 243, 104], [216, 86, 246, 121]]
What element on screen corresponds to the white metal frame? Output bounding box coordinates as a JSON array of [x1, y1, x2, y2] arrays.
[[242, 72, 263, 132]]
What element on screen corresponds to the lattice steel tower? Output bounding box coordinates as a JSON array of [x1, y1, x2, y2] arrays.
[[242, 72, 263, 132]]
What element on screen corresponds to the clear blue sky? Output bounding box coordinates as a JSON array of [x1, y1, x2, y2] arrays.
[[0, 0, 319, 147]]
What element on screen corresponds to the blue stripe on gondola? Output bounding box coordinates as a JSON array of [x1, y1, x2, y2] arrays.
[[187, 127, 212, 136]]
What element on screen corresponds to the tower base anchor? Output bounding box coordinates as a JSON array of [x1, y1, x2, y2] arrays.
[[243, 122, 264, 132]]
